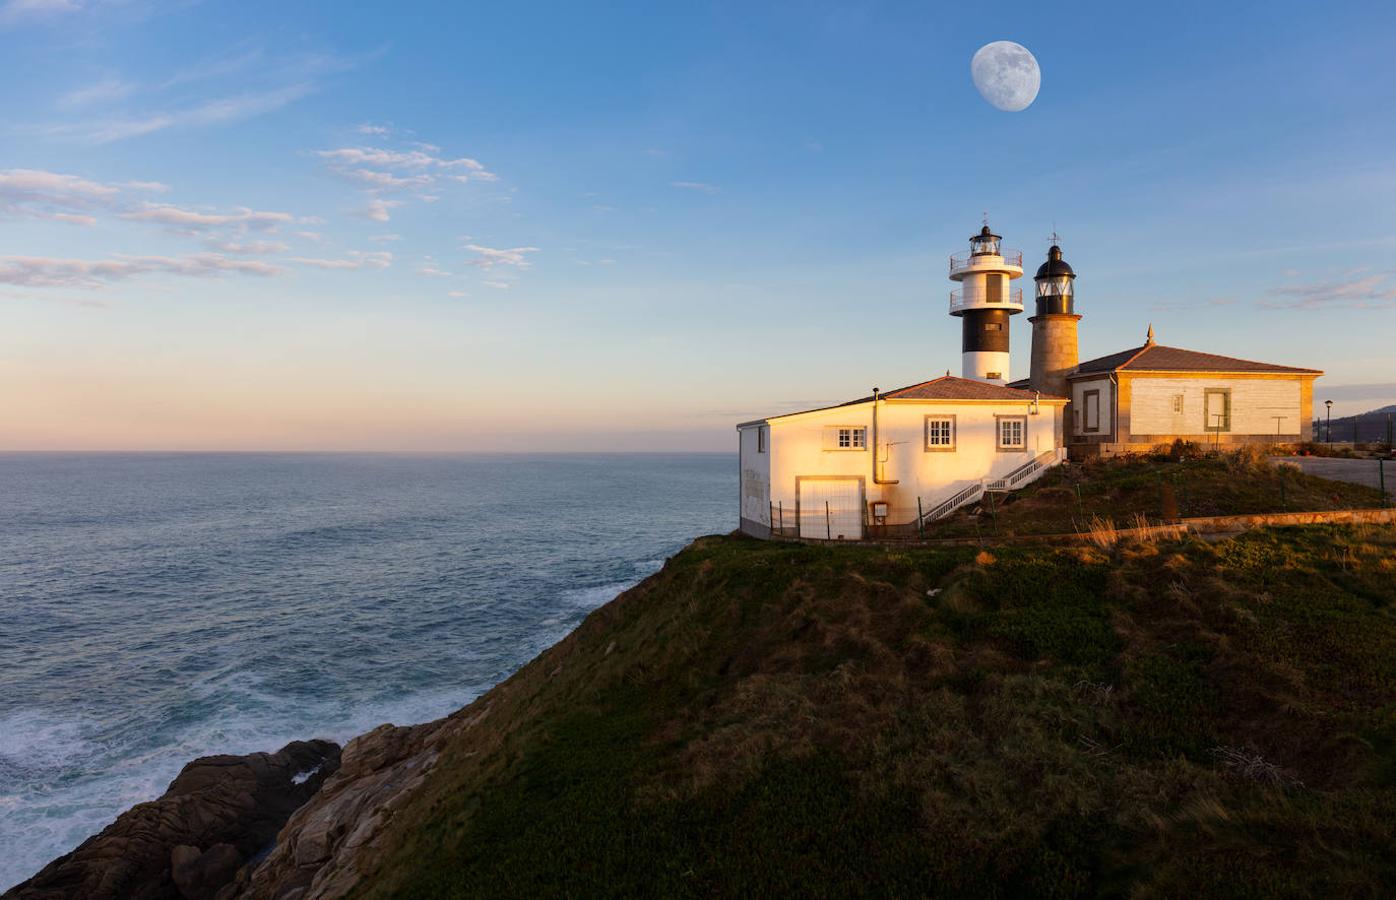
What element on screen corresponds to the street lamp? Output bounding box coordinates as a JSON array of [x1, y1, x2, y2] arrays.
[[1325, 400, 1333, 447]]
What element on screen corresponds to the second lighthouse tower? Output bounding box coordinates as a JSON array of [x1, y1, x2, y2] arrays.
[[948, 223, 1024, 384]]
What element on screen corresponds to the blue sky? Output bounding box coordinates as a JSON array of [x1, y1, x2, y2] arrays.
[[2, 0, 1394, 450]]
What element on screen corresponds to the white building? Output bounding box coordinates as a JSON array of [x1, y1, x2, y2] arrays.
[[738, 224, 1069, 540], [738, 376, 1066, 539]]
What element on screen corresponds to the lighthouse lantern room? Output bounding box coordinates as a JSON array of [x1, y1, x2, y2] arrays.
[[948, 223, 1025, 384]]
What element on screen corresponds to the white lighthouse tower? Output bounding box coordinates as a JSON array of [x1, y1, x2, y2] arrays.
[[948, 223, 1025, 383]]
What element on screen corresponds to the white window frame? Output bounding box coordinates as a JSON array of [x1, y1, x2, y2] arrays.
[[996, 415, 1027, 452], [924, 415, 956, 452], [757, 426, 767, 453], [824, 425, 868, 451]]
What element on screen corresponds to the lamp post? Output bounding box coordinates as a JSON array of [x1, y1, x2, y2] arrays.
[[1325, 400, 1333, 447]]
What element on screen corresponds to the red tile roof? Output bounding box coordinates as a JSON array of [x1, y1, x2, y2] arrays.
[[738, 375, 1065, 426], [1073, 343, 1321, 376], [881, 375, 1065, 401]]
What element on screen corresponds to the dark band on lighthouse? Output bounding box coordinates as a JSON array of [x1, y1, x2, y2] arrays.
[[963, 308, 1011, 352]]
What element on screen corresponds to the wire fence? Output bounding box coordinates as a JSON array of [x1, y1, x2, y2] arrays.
[[753, 456, 1393, 544]]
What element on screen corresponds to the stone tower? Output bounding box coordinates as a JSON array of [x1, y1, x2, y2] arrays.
[[1028, 242, 1081, 399], [948, 224, 1024, 384]]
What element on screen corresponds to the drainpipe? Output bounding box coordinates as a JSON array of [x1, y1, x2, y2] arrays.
[[872, 387, 899, 485]]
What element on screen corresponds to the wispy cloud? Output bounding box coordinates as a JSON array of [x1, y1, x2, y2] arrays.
[[315, 146, 495, 178], [671, 181, 719, 195], [59, 76, 136, 109], [463, 244, 539, 269], [0, 167, 169, 227], [0, 0, 81, 27], [287, 251, 392, 270], [0, 252, 282, 289], [204, 239, 290, 255], [31, 43, 350, 143], [1259, 273, 1396, 310], [361, 198, 403, 222], [355, 123, 391, 136], [30, 82, 318, 144], [120, 203, 295, 231], [0, 168, 118, 224]]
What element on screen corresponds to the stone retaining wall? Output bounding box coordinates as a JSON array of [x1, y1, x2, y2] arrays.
[[761, 507, 1396, 547]]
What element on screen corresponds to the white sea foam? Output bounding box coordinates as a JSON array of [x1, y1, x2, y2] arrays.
[[0, 679, 486, 892]]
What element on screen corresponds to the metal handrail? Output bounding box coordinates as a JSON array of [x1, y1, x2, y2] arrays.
[[949, 249, 1023, 273], [920, 480, 985, 523], [949, 288, 1024, 312], [986, 450, 1061, 492]]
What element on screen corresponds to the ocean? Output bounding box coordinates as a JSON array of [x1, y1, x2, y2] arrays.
[[0, 452, 734, 891]]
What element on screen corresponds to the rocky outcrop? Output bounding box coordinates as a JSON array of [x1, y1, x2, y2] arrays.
[[5, 740, 340, 900], [218, 721, 446, 900]]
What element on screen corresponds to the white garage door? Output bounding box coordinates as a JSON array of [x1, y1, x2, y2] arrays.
[[798, 478, 864, 540]]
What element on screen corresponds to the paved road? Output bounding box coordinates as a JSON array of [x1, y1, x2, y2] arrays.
[[1275, 456, 1395, 499]]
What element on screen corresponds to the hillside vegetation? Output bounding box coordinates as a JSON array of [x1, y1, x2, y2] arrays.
[[933, 449, 1386, 539], [345, 521, 1396, 898]]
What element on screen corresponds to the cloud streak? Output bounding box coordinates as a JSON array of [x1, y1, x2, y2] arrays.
[[671, 181, 720, 195], [0, 252, 282, 289], [463, 244, 539, 269], [1259, 273, 1396, 310], [0, 167, 167, 225], [287, 251, 392, 270]]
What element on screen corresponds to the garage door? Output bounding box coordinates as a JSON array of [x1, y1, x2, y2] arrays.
[[798, 478, 864, 540]]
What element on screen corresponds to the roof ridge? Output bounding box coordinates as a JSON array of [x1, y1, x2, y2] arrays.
[[1134, 343, 1321, 373], [883, 374, 953, 397], [1116, 343, 1154, 370]]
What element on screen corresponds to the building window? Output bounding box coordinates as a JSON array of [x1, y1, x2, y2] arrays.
[[1204, 388, 1231, 432], [997, 416, 1027, 451], [1172, 394, 1184, 414], [1082, 389, 1101, 433], [924, 415, 956, 451], [824, 426, 867, 450], [985, 371, 1002, 380], [984, 322, 1002, 331], [757, 426, 767, 453]]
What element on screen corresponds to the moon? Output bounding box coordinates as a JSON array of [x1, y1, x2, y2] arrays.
[[971, 41, 1040, 112]]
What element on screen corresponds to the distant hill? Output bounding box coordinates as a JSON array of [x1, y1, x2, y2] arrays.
[[1318, 404, 1396, 443]]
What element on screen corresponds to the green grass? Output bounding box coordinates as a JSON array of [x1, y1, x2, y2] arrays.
[[355, 523, 1396, 899], [931, 452, 1386, 539]]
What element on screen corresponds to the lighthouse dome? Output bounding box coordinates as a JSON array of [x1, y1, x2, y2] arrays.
[[1034, 245, 1075, 280]]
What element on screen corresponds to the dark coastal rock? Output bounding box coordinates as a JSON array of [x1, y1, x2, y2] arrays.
[[5, 740, 340, 900], [218, 722, 445, 900]]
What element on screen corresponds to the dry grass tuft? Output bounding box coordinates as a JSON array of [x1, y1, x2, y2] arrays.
[[1085, 515, 1119, 548], [1210, 746, 1302, 789]]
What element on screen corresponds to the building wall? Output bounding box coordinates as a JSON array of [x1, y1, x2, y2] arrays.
[[1070, 376, 1115, 444], [763, 398, 1063, 526], [737, 423, 771, 536], [1126, 375, 1306, 438], [1069, 372, 1318, 455]]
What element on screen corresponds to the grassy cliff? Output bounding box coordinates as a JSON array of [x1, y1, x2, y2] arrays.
[[335, 519, 1396, 898], [932, 450, 1387, 539]]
